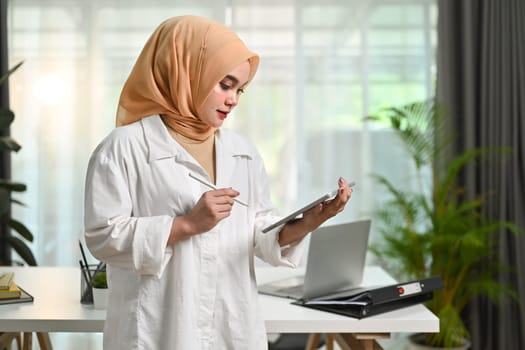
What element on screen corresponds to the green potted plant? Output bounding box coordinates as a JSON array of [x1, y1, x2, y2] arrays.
[[0, 61, 36, 266], [92, 270, 107, 289], [91, 270, 108, 309], [366, 99, 519, 349]]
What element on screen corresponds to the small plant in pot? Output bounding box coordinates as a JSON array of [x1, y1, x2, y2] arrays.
[[366, 99, 519, 349], [92, 271, 107, 288]]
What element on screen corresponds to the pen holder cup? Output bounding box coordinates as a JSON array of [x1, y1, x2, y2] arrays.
[[80, 264, 97, 304]]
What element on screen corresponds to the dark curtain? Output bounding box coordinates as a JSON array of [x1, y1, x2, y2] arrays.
[[0, 0, 11, 265], [437, 0, 525, 349]]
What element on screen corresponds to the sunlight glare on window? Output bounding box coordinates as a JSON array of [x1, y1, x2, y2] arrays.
[[32, 73, 68, 106]]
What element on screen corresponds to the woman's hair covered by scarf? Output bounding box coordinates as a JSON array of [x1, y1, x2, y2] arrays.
[[115, 15, 259, 140]]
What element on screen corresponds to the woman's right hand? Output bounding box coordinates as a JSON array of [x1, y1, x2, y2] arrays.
[[167, 188, 240, 245]]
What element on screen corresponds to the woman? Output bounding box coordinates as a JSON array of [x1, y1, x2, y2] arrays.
[[84, 15, 352, 350]]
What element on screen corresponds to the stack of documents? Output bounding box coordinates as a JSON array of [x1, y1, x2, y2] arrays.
[[293, 276, 443, 319], [0, 272, 20, 298], [0, 272, 33, 305]]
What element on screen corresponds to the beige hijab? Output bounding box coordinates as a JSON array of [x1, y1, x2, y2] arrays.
[[115, 15, 259, 140]]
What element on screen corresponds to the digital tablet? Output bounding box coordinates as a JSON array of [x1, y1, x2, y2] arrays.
[[262, 181, 357, 234], [262, 190, 338, 233]]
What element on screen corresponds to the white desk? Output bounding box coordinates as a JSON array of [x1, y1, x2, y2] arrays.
[[0, 267, 104, 333], [0, 266, 438, 349], [257, 266, 438, 335]]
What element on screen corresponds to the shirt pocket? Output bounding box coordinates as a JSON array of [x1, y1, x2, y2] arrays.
[[230, 155, 252, 206]]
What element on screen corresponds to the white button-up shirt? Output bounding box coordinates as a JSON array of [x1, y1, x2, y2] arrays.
[[84, 115, 307, 350]]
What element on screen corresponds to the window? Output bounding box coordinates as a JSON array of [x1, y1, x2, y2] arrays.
[[8, 0, 436, 267]]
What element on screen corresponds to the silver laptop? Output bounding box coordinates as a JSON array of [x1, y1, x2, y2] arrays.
[[258, 219, 371, 300]]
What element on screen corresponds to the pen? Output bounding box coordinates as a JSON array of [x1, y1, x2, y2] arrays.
[[79, 240, 93, 284], [79, 259, 93, 303], [188, 172, 248, 207]]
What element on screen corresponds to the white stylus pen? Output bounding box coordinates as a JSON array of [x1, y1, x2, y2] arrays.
[[188, 172, 248, 207]]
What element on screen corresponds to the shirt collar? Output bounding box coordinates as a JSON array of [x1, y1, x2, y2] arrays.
[[142, 115, 253, 163], [142, 115, 181, 163]]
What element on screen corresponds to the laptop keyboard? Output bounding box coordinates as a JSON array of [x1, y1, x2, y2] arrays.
[[276, 284, 304, 296]]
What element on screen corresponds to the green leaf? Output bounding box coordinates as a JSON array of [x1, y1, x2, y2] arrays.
[[8, 218, 33, 242], [0, 180, 27, 192], [0, 61, 24, 86], [10, 198, 26, 207], [6, 235, 37, 266], [92, 271, 108, 288], [0, 136, 22, 152], [0, 109, 14, 129]]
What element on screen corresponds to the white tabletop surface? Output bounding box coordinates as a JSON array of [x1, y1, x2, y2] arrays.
[[0, 266, 104, 332], [0, 265, 439, 334], [257, 265, 439, 334]]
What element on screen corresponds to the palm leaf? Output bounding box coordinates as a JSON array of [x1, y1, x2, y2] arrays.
[[8, 218, 33, 242], [0, 180, 27, 192], [6, 235, 37, 266], [0, 136, 21, 152], [0, 109, 14, 129], [367, 99, 520, 347], [0, 61, 24, 86]]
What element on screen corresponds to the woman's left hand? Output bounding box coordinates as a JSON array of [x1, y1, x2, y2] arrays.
[[278, 177, 353, 246], [300, 177, 353, 231]]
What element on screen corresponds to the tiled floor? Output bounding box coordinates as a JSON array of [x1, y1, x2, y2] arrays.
[[269, 333, 412, 350], [48, 333, 103, 350], [46, 331, 413, 349]]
